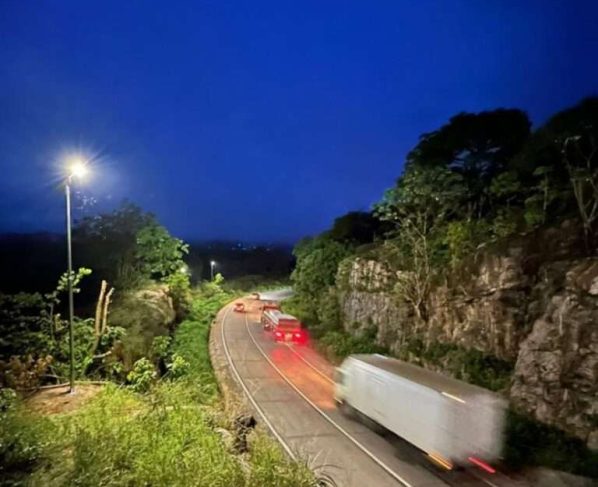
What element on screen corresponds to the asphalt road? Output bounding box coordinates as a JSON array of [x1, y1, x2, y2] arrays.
[[216, 297, 528, 487]]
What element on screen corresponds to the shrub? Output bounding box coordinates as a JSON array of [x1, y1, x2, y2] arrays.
[[316, 287, 341, 332], [164, 272, 192, 319], [166, 353, 191, 379], [398, 339, 513, 392], [0, 397, 52, 485], [127, 357, 157, 393], [318, 330, 388, 361], [0, 355, 53, 390], [0, 388, 17, 412], [150, 335, 171, 360]]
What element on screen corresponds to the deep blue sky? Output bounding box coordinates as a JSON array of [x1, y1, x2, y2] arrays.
[[1, 1, 597, 243]]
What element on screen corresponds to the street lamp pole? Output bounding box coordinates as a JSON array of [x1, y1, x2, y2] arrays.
[[210, 260, 216, 280], [65, 176, 75, 393], [63, 159, 88, 394]]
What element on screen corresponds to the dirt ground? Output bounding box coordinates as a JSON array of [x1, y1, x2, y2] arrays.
[[25, 383, 104, 415]]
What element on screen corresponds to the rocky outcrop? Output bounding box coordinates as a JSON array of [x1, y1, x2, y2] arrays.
[[511, 260, 598, 449], [110, 285, 176, 368], [337, 223, 598, 448]]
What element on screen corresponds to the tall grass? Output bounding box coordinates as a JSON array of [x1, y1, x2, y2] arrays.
[[2, 286, 317, 486]]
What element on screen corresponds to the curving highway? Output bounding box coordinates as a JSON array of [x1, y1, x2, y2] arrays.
[[214, 297, 528, 487]]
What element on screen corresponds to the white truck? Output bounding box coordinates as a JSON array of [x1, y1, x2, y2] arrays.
[[334, 354, 507, 471]]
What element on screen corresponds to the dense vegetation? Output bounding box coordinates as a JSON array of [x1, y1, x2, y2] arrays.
[[287, 97, 598, 477], [0, 204, 313, 486]]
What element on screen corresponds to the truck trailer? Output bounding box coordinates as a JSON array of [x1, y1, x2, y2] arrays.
[[334, 354, 507, 471], [261, 310, 306, 343]]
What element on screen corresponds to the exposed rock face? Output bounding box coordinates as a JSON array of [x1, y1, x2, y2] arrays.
[[511, 260, 598, 448], [110, 285, 176, 368], [337, 224, 598, 448]]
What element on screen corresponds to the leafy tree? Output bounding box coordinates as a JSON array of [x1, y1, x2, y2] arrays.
[[0, 268, 92, 362], [135, 223, 189, 279], [443, 219, 491, 268], [0, 293, 49, 361], [0, 268, 106, 386], [512, 97, 598, 233], [75, 202, 190, 290], [291, 236, 351, 321], [408, 109, 530, 218], [316, 287, 342, 333], [74, 202, 155, 289], [328, 211, 387, 244], [375, 166, 467, 318], [524, 166, 564, 228], [376, 165, 467, 232], [562, 131, 598, 249]]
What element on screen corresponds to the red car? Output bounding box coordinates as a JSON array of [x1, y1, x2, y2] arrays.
[[233, 302, 245, 313]]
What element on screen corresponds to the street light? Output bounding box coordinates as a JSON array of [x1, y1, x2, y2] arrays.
[[65, 158, 89, 393], [210, 260, 216, 280]]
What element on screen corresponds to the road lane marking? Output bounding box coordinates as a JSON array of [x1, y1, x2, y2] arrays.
[[224, 298, 500, 487], [220, 306, 297, 460], [285, 343, 335, 385], [243, 315, 417, 487]]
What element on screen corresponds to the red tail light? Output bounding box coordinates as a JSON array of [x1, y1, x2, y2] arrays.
[[468, 456, 496, 474]]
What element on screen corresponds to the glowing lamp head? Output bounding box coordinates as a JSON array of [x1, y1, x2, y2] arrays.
[[68, 159, 89, 179], [210, 260, 216, 266]]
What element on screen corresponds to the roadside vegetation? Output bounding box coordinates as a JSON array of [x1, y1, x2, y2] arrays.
[[0, 205, 314, 486], [285, 98, 598, 478]]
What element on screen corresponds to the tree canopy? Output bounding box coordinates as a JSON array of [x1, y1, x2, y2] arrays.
[[407, 108, 531, 218], [74, 202, 188, 290], [328, 211, 387, 244]]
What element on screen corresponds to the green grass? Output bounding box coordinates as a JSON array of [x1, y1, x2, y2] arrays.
[[0, 396, 54, 486], [1, 287, 316, 487]]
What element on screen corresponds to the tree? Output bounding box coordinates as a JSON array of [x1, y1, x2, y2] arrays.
[[328, 211, 387, 244], [512, 97, 598, 231], [407, 109, 530, 218], [135, 223, 189, 279], [375, 166, 467, 319], [291, 236, 351, 321], [563, 132, 598, 250], [375, 165, 467, 237], [74, 202, 190, 289], [74, 202, 155, 288]]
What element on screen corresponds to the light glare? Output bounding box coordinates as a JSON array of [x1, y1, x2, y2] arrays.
[[69, 159, 89, 179]]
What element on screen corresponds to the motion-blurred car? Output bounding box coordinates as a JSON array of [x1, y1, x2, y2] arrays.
[[233, 302, 245, 313]]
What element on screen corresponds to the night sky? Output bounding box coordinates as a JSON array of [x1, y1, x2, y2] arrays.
[[1, 1, 597, 243]]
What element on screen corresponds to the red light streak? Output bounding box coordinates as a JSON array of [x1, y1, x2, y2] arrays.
[[468, 456, 496, 474]]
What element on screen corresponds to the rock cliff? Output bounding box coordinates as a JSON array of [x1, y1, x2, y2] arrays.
[[336, 222, 598, 448]]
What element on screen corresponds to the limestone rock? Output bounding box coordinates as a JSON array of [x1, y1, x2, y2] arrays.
[[336, 229, 598, 446]]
